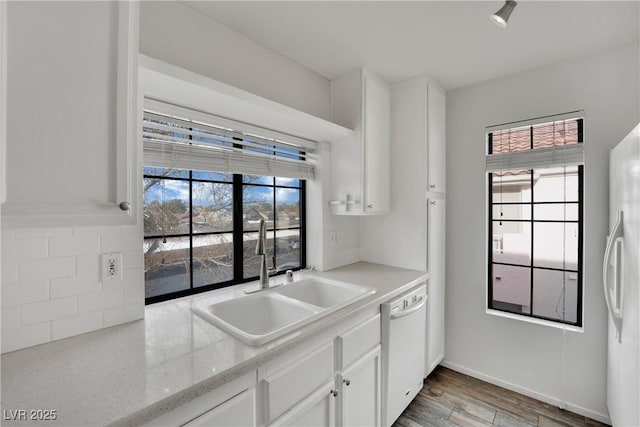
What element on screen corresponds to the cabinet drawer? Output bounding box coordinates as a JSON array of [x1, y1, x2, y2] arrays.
[[264, 342, 334, 423], [143, 370, 255, 426], [184, 388, 255, 427], [337, 314, 380, 369]]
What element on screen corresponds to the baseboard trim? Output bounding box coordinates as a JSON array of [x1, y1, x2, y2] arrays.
[[439, 360, 611, 425]]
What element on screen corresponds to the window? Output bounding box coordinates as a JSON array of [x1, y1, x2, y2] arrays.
[[142, 100, 312, 304], [486, 114, 584, 326]]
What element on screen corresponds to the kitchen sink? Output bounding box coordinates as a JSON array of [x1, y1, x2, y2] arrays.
[[191, 277, 375, 346], [275, 277, 370, 308]]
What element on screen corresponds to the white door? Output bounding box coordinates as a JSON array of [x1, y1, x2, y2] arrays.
[[340, 348, 381, 427], [426, 197, 446, 376], [606, 124, 640, 427], [269, 382, 336, 427], [427, 83, 446, 193], [363, 73, 390, 214]]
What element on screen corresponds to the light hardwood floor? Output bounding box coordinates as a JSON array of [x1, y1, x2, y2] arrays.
[[393, 366, 609, 427]]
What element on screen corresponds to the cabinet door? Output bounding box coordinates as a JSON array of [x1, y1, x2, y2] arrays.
[[269, 381, 336, 427], [264, 342, 333, 423], [3, 1, 139, 226], [362, 73, 390, 214], [184, 388, 255, 427], [426, 198, 446, 375], [339, 346, 381, 427], [427, 83, 446, 194]]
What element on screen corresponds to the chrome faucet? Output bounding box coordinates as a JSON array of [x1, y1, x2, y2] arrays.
[[256, 218, 276, 290], [245, 219, 283, 294]]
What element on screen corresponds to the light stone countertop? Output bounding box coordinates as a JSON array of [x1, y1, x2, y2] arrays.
[[1, 262, 427, 426]]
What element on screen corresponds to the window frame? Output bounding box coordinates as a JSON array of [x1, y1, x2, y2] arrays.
[[143, 169, 306, 305], [486, 119, 584, 327]]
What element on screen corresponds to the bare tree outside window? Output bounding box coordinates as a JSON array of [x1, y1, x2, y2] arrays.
[[143, 167, 305, 303]]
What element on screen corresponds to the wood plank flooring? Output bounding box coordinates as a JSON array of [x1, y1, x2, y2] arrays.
[[393, 366, 609, 427]]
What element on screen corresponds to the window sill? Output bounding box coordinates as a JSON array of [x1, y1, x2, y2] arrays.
[[486, 308, 583, 333]]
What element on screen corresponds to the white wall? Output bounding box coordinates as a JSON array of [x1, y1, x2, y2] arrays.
[[139, 1, 331, 121], [445, 43, 640, 421]]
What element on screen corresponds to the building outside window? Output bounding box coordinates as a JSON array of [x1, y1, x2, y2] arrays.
[[486, 114, 584, 326]]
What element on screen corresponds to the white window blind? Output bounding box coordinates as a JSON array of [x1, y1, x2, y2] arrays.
[[486, 112, 584, 172], [143, 98, 316, 180]]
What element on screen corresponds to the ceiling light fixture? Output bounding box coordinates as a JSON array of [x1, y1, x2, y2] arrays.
[[490, 0, 517, 29]]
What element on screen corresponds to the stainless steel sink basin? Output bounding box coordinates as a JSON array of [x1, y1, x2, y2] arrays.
[[191, 277, 375, 346]]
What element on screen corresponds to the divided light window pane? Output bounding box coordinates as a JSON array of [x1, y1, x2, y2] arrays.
[[143, 166, 305, 303], [487, 116, 583, 326]]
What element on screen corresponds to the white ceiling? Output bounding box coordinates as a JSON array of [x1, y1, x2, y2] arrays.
[[184, 1, 639, 90]]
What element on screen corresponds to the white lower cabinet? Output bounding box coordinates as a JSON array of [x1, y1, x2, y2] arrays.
[[265, 313, 382, 427], [264, 342, 335, 424], [269, 380, 336, 427], [336, 314, 381, 427], [147, 313, 382, 427], [184, 388, 255, 427], [338, 346, 381, 427], [143, 371, 256, 427], [426, 197, 446, 376]]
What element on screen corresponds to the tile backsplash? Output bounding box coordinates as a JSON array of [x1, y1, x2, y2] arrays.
[[1, 225, 144, 353]]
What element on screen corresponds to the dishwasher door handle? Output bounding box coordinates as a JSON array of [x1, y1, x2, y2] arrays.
[[390, 295, 427, 319]]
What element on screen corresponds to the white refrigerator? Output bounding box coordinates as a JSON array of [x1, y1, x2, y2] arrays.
[[604, 123, 639, 427]]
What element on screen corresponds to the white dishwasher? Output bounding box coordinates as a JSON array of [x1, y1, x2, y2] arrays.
[[381, 283, 427, 427]]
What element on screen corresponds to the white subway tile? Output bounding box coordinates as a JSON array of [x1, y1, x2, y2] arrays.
[[120, 267, 144, 288], [103, 303, 143, 328], [2, 281, 49, 307], [21, 297, 77, 326], [73, 225, 121, 237], [19, 257, 75, 282], [2, 306, 20, 330], [76, 254, 100, 279], [123, 250, 144, 270], [2, 323, 51, 354], [14, 227, 72, 239], [1, 228, 16, 241], [78, 289, 124, 313], [101, 232, 142, 253], [2, 237, 48, 261], [49, 233, 100, 257], [2, 260, 19, 285], [50, 276, 101, 299], [124, 285, 144, 305], [51, 312, 103, 341], [120, 225, 138, 236]]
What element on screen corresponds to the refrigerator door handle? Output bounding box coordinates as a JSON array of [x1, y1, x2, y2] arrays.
[[603, 211, 624, 341]]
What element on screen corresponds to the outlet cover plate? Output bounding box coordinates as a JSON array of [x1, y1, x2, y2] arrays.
[[101, 252, 123, 281]]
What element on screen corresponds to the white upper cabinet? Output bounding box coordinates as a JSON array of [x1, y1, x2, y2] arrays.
[[393, 76, 446, 196], [330, 69, 390, 215], [2, 1, 139, 227], [427, 83, 446, 194]]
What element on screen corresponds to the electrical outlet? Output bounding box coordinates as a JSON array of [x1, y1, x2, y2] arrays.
[[329, 231, 338, 245], [101, 252, 123, 282]]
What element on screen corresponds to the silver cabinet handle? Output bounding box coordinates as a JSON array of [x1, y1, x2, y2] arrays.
[[430, 184, 436, 189], [343, 379, 351, 386], [430, 200, 437, 205], [367, 204, 373, 209], [330, 389, 338, 397]]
